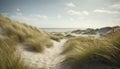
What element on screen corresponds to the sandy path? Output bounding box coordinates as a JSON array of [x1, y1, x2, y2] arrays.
[[18, 39, 67, 69]]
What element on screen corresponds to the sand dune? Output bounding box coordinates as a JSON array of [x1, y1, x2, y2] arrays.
[[18, 39, 67, 69]]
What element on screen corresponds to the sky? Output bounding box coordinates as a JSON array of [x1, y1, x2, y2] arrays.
[[0, 0, 120, 28]]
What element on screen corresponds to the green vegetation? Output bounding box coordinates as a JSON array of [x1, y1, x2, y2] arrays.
[[49, 32, 64, 42], [0, 37, 34, 69], [0, 14, 53, 69], [65, 34, 75, 38], [0, 14, 53, 52], [62, 33, 120, 69], [1, 14, 120, 69], [107, 28, 120, 49]]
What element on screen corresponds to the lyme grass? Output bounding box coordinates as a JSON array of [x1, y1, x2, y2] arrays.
[[49, 32, 64, 42], [62, 36, 120, 69], [0, 14, 53, 52], [0, 37, 34, 69]]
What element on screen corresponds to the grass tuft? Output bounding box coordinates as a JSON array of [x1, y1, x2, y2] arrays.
[[62, 35, 120, 69], [0, 14, 53, 52], [0, 37, 35, 69], [49, 32, 64, 42]]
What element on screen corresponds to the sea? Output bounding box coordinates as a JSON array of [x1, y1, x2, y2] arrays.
[[41, 28, 100, 38], [41, 28, 80, 32]]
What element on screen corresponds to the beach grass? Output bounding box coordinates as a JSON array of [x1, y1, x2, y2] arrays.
[[62, 34, 120, 69], [49, 32, 64, 42], [0, 37, 35, 69], [0, 14, 53, 69], [0, 14, 53, 52]]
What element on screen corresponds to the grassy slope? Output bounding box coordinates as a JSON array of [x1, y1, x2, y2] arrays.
[[62, 31, 120, 69], [0, 37, 35, 69], [0, 14, 52, 69], [0, 14, 53, 52], [49, 32, 64, 42]]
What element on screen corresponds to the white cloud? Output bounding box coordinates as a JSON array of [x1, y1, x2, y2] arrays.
[[67, 10, 89, 16], [82, 11, 89, 15], [94, 9, 111, 13], [41, 15, 48, 19], [15, 12, 22, 16], [57, 14, 62, 19], [9, 12, 37, 23], [111, 4, 120, 9], [67, 10, 81, 16], [70, 18, 74, 21], [36, 15, 48, 19], [94, 9, 119, 14], [66, 2, 76, 7], [16, 8, 21, 12], [2, 11, 49, 27]]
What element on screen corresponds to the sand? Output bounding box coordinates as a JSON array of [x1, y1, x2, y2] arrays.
[[17, 39, 67, 69]]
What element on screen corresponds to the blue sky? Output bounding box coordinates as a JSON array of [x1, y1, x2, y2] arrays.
[[0, 0, 120, 28]]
